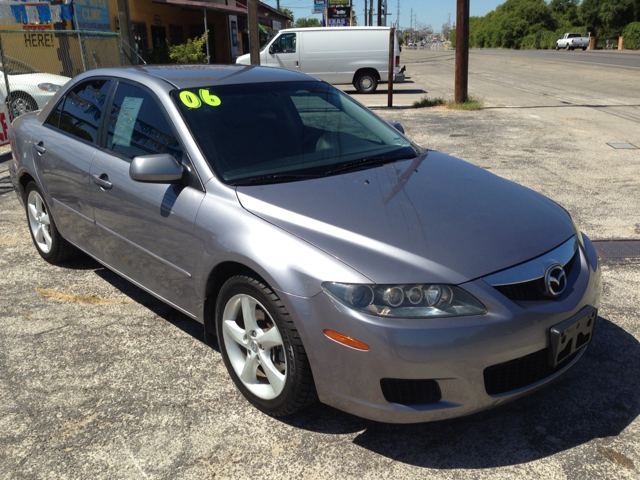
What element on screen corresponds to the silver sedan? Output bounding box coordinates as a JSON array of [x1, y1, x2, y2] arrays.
[[9, 65, 602, 423]]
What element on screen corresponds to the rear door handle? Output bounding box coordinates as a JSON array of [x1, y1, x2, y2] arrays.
[[33, 141, 46, 155], [92, 173, 113, 190]]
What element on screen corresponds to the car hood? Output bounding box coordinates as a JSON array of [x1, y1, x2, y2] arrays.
[[236, 151, 575, 285], [6, 72, 70, 88]]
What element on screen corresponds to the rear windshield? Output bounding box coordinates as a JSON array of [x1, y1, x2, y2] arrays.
[[172, 81, 419, 184]]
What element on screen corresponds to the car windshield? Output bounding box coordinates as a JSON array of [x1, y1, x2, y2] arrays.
[[172, 81, 420, 185]]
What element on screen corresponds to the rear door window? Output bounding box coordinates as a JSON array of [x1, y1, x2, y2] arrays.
[[57, 79, 112, 143]]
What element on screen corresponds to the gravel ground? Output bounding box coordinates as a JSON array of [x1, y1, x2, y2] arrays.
[[1, 50, 639, 479]]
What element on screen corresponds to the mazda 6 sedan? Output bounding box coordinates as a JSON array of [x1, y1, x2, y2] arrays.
[[9, 65, 602, 423]]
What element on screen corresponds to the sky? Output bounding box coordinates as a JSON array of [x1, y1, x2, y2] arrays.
[[262, 0, 506, 33]]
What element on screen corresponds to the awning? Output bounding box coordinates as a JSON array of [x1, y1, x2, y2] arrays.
[[152, 0, 247, 15]]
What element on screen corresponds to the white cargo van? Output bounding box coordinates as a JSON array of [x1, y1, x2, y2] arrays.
[[236, 27, 405, 93]]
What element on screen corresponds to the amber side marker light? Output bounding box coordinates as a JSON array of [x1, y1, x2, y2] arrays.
[[323, 329, 370, 351]]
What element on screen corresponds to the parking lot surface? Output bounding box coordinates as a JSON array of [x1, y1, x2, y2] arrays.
[[1, 50, 639, 478]]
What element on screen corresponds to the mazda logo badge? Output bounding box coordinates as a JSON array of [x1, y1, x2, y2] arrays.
[[545, 263, 567, 297]]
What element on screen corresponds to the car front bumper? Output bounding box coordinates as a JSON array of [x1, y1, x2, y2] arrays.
[[281, 239, 602, 423]]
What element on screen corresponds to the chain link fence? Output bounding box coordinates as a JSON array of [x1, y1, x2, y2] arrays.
[[0, 30, 123, 128]]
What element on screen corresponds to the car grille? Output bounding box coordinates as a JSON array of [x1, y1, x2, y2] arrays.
[[484, 348, 579, 395], [380, 378, 442, 405], [494, 251, 578, 301]]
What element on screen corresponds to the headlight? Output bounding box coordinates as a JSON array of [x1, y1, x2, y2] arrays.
[[37, 83, 60, 92], [322, 282, 487, 318]]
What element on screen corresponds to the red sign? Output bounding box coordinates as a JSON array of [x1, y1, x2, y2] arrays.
[[0, 112, 9, 146]]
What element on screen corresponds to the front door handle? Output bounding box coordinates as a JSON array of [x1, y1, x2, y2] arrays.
[[33, 141, 46, 155], [92, 173, 113, 190]]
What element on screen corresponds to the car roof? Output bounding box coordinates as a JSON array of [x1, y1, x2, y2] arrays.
[[75, 64, 314, 91]]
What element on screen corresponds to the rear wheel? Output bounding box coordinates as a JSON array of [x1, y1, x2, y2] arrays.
[[582, 46, 587, 51], [555, 44, 560, 50], [25, 182, 76, 263], [215, 275, 317, 416], [354, 71, 378, 94], [566, 44, 571, 51]]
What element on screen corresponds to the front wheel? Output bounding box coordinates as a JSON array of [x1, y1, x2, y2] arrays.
[[555, 44, 560, 50], [25, 182, 76, 263], [354, 71, 378, 94], [215, 275, 317, 416], [9, 92, 37, 118]]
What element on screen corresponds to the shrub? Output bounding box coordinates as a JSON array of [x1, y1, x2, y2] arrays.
[[622, 22, 640, 49], [169, 31, 209, 63]]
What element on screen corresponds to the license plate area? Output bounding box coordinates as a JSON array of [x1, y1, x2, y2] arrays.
[[549, 306, 597, 367]]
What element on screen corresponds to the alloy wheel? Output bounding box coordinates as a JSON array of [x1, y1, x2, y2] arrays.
[[27, 190, 52, 254], [221, 294, 287, 400]]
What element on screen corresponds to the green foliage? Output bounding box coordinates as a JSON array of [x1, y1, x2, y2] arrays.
[[413, 97, 446, 108], [412, 95, 484, 110], [279, 7, 294, 23], [169, 31, 209, 64], [149, 42, 171, 64], [466, 0, 638, 50], [451, 29, 456, 48], [623, 21, 640, 49], [294, 17, 322, 28]]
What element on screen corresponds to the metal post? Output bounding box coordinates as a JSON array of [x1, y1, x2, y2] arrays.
[[248, 0, 260, 64], [71, 1, 88, 71], [204, 9, 210, 64], [0, 35, 14, 122], [454, 0, 469, 104], [117, 35, 125, 66], [377, 0, 381, 26], [387, 27, 394, 107]]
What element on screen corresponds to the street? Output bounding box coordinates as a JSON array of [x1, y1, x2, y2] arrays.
[[1, 49, 639, 478]]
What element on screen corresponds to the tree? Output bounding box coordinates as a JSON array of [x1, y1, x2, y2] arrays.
[[294, 17, 322, 28], [279, 7, 294, 24], [169, 31, 209, 63]]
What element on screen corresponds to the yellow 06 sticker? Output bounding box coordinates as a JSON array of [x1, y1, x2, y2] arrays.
[[179, 89, 221, 108], [199, 89, 221, 106], [179, 91, 201, 108]]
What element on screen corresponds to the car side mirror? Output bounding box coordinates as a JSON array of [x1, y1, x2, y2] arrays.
[[389, 121, 405, 134], [130, 154, 184, 184], [269, 45, 274, 55]]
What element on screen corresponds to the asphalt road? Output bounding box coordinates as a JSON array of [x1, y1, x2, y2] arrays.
[[1, 51, 640, 478], [471, 48, 640, 69]]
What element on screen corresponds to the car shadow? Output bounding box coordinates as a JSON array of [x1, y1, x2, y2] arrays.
[[86, 259, 210, 347], [71, 256, 640, 466], [280, 317, 640, 468]]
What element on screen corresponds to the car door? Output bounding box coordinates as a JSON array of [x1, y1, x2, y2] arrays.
[[89, 80, 205, 316], [32, 78, 113, 257], [265, 32, 300, 72]]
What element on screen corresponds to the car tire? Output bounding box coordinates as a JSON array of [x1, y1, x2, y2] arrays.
[[555, 44, 559, 50], [24, 182, 76, 263], [215, 275, 317, 416], [582, 47, 587, 51], [566, 44, 571, 51], [354, 71, 378, 94], [9, 92, 37, 118]]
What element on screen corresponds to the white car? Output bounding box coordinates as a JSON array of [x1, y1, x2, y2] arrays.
[[1, 56, 71, 118]]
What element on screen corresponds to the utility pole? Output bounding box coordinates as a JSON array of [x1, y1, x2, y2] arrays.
[[396, 0, 400, 30], [454, 0, 469, 103], [369, 0, 373, 27], [248, 0, 260, 65], [350, 0, 353, 25], [377, 0, 381, 26], [276, 0, 279, 10]]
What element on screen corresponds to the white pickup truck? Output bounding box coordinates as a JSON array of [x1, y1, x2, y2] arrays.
[[556, 33, 589, 51]]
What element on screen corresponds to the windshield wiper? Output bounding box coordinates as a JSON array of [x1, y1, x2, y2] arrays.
[[232, 173, 321, 186], [324, 154, 416, 176]]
